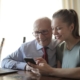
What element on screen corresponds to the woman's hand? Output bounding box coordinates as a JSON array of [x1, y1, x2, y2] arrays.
[[35, 57, 47, 65], [28, 58, 53, 75]]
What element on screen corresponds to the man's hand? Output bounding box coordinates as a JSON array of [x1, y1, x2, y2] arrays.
[[26, 64, 41, 76], [26, 64, 33, 71]]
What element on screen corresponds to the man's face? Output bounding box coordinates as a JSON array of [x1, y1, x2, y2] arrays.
[[33, 20, 52, 47]]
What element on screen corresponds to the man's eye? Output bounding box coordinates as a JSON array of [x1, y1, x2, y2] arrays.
[[42, 31, 48, 33], [35, 31, 39, 33], [41, 30, 48, 35], [42, 31, 47, 33]]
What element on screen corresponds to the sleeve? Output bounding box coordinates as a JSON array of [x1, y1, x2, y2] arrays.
[[1, 44, 27, 70], [56, 43, 64, 65], [77, 48, 80, 67], [56, 46, 61, 61]]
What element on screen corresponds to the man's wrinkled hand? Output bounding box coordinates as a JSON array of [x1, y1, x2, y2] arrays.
[[26, 64, 33, 71]]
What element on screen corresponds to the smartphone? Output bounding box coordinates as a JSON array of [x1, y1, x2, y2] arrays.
[[24, 58, 36, 65]]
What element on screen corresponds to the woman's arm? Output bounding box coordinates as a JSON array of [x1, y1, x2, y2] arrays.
[[50, 67, 80, 79], [29, 58, 80, 79]]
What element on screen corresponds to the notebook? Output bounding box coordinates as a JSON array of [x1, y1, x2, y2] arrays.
[[0, 68, 17, 75]]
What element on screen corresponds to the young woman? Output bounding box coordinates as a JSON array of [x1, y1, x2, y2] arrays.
[[29, 9, 80, 79]]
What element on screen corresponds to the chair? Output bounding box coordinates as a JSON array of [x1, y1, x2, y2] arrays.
[[23, 37, 26, 43], [0, 38, 5, 60]]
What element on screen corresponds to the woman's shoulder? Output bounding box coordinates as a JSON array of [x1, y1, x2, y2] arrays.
[[56, 41, 66, 53], [58, 41, 66, 48]]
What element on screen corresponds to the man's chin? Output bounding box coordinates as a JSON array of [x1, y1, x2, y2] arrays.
[[39, 42, 46, 47], [39, 43, 48, 47]]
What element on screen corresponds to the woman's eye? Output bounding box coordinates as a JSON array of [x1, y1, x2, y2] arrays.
[[57, 27, 61, 30]]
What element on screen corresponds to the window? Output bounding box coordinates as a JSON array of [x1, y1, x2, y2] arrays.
[[0, 0, 62, 61]]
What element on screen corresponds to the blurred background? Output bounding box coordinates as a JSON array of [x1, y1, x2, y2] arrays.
[[0, 0, 80, 62]]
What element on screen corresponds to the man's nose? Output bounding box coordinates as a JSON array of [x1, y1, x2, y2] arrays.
[[38, 33, 44, 38]]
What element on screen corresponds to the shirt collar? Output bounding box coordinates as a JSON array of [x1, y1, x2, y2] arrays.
[[36, 41, 43, 50]]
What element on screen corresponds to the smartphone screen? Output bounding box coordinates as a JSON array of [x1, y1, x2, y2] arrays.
[[24, 58, 36, 65]]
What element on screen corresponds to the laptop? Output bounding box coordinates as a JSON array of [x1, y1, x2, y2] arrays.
[[0, 68, 18, 75]]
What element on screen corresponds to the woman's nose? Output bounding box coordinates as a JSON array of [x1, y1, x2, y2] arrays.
[[52, 29, 58, 35]]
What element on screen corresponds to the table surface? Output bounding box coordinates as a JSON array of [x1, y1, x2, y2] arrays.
[[0, 70, 79, 80]]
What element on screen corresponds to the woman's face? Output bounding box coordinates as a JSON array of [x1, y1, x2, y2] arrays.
[[51, 18, 73, 42]]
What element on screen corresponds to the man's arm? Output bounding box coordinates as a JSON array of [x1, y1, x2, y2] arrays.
[[1, 46, 27, 70]]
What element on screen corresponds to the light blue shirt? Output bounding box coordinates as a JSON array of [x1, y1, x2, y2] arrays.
[[1, 39, 58, 70], [57, 41, 80, 68]]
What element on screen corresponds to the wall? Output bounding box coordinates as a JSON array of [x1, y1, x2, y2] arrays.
[[62, 0, 80, 34], [0, 0, 1, 22]]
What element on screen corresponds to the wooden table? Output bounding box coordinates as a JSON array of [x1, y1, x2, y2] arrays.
[[0, 70, 79, 80]]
